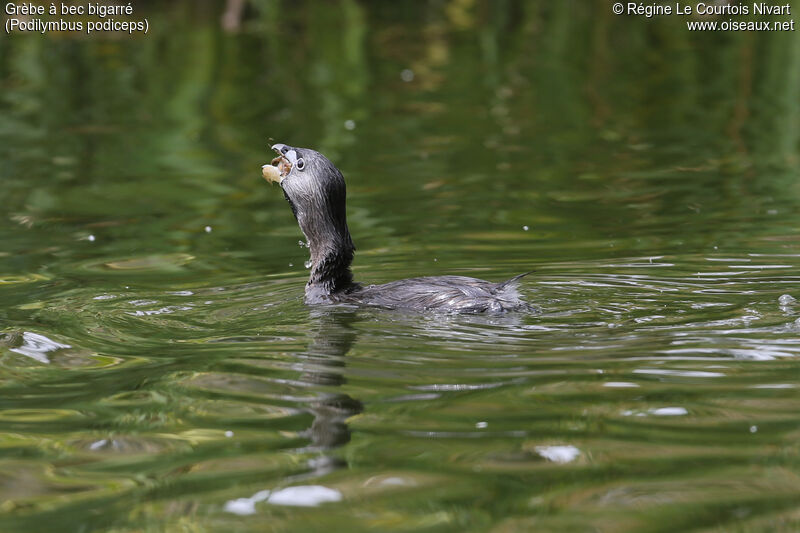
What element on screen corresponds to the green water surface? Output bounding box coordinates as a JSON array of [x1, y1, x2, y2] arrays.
[[1, 2, 799, 532]]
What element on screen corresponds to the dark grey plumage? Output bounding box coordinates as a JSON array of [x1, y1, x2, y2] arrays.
[[263, 143, 534, 313]]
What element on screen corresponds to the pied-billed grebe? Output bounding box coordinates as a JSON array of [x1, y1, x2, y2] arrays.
[[262, 143, 534, 313]]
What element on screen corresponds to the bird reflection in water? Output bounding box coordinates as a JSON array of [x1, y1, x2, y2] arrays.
[[292, 308, 363, 478], [224, 308, 363, 514]]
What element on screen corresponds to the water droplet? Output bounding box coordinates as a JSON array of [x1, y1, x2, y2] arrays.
[[433, 258, 438, 262], [298, 240, 307, 248], [523, 225, 529, 231], [205, 226, 212, 233], [88, 234, 96, 242], [778, 294, 796, 305], [749, 425, 758, 433], [225, 430, 234, 438], [344, 119, 356, 130], [288, 263, 293, 267], [475, 421, 488, 429], [400, 68, 414, 82], [304, 260, 312, 269]]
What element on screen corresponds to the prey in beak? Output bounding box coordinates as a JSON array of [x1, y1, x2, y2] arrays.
[[261, 143, 297, 184]]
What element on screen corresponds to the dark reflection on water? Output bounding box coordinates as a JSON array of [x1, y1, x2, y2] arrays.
[[295, 309, 363, 452], [1, 0, 800, 531]]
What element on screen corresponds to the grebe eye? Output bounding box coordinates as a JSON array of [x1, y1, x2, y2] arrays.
[[296, 158, 305, 171]]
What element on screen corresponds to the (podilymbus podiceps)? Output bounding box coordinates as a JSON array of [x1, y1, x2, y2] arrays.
[[262, 143, 534, 313]]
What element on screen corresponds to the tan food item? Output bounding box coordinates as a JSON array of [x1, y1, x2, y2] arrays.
[[262, 163, 281, 183]]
